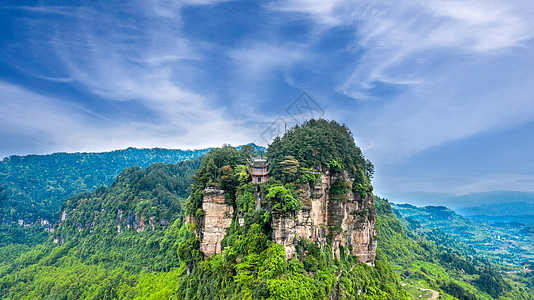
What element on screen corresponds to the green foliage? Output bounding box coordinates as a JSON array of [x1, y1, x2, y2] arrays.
[[329, 177, 351, 201], [298, 168, 320, 186], [0, 220, 195, 299], [265, 185, 301, 212], [353, 169, 372, 199], [279, 155, 299, 182], [236, 182, 257, 212], [54, 160, 201, 241], [2, 124, 530, 299], [187, 145, 252, 216], [440, 281, 477, 300], [177, 228, 203, 273], [474, 268, 511, 298], [0, 165, 408, 300], [0, 148, 208, 246], [0, 148, 209, 223], [266, 119, 373, 185], [375, 197, 526, 299]]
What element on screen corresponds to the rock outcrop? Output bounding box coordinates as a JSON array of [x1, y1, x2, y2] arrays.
[[199, 188, 234, 257], [196, 171, 377, 265]]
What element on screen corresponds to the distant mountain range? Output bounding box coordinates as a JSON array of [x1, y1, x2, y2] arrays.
[[457, 201, 534, 217], [385, 191, 534, 210], [391, 202, 534, 266]]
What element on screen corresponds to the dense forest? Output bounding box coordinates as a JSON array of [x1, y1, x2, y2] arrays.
[[0, 147, 220, 246], [0, 147, 211, 224], [0, 120, 532, 299]]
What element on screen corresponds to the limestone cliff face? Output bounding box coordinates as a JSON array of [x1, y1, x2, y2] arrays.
[[196, 172, 376, 265], [199, 188, 234, 257], [271, 171, 377, 265]]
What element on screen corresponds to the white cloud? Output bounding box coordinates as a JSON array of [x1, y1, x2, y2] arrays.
[[270, 0, 534, 162], [230, 42, 306, 82], [0, 1, 259, 157], [266, 0, 351, 26], [0, 80, 254, 158]]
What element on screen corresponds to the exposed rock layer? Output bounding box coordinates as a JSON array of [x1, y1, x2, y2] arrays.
[[199, 188, 234, 257], [271, 171, 377, 265]]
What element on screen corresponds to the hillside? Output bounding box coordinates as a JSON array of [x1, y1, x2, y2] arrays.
[[0, 147, 211, 246], [380, 199, 533, 299], [0, 147, 211, 224], [0, 145, 264, 246], [0, 121, 407, 299], [1, 177, 531, 298], [392, 203, 534, 267]]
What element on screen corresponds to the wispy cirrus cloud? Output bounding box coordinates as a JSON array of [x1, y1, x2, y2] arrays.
[[0, 79, 251, 158], [229, 42, 306, 82], [269, 0, 534, 161], [0, 0, 254, 157]]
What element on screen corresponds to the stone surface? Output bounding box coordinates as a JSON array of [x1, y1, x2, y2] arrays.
[[271, 171, 377, 265], [199, 188, 234, 257]]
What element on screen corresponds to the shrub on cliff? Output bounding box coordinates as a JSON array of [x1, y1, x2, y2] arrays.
[[186, 145, 255, 215]]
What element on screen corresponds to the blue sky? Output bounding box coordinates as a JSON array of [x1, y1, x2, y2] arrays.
[[1, 0, 534, 198]]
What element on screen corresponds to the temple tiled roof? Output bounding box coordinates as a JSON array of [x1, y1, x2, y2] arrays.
[[249, 158, 268, 168]]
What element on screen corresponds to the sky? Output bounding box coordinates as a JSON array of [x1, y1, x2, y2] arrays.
[[1, 0, 534, 199]]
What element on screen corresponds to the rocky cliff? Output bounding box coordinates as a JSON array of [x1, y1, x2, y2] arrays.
[[196, 171, 377, 265], [198, 188, 234, 257], [271, 171, 376, 265]]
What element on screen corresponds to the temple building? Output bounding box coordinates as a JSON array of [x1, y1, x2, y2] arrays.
[[249, 158, 269, 184]]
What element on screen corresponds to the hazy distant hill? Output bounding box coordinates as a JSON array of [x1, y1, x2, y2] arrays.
[[384, 191, 534, 211], [457, 202, 534, 217]]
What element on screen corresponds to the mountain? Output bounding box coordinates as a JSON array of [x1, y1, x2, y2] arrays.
[[375, 198, 533, 300], [0, 120, 408, 299], [0, 147, 211, 223], [458, 201, 534, 217], [0, 120, 532, 299], [54, 159, 202, 243], [384, 191, 534, 211], [1, 179, 530, 298], [0, 144, 264, 245], [189, 119, 377, 265]]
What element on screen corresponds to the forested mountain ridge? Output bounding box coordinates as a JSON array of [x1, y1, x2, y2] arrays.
[[189, 120, 377, 266], [1, 120, 409, 299], [0, 147, 210, 223], [54, 158, 202, 244]]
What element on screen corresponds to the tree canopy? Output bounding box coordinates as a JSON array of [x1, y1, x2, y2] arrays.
[[266, 119, 373, 179]]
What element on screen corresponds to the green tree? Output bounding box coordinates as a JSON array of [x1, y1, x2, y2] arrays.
[[280, 156, 299, 181]]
